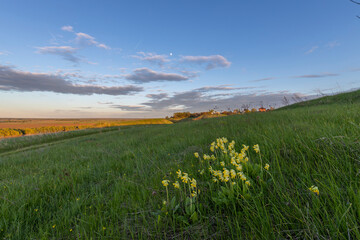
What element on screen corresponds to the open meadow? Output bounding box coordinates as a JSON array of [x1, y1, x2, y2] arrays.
[[0, 118, 173, 139], [0, 90, 359, 239]]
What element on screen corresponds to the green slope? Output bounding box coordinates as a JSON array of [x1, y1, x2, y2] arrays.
[[0, 90, 359, 239], [279, 89, 360, 110]]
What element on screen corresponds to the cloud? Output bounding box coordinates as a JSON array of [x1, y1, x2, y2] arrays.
[[36, 46, 80, 63], [146, 93, 169, 100], [305, 46, 319, 54], [326, 41, 340, 48], [143, 88, 308, 112], [61, 25, 74, 32], [97, 101, 114, 105], [75, 32, 110, 49], [251, 77, 275, 82], [180, 55, 231, 70], [0, 51, 11, 56], [195, 85, 256, 92], [132, 52, 169, 66], [110, 104, 151, 111], [293, 73, 339, 78], [124, 68, 189, 83], [0, 64, 143, 95]]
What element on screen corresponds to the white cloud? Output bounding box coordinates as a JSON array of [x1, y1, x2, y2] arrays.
[[124, 68, 189, 83], [326, 41, 340, 48], [36, 46, 80, 63], [75, 32, 110, 49], [305, 46, 319, 54], [180, 55, 231, 70], [132, 52, 170, 66], [61, 25, 74, 32], [0, 64, 143, 95]]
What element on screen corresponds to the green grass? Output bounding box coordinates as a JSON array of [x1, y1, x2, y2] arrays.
[[0, 91, 359, 239], [280, 89, 360, 110]]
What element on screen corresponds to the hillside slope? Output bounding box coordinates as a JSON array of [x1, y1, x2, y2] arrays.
[[0, 90, 359, 239], [279, 89, 360, 110]]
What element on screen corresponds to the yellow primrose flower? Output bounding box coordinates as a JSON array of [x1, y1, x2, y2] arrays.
[[190, 178, 197, 188], [102, 227, 106, 230], [210, 146, 215, 152], [70, 229, 73, 232], [242, 144, 249, 151], [264, 163, 270, 170], [212, 178, 218, 182], [52, 225, 56, 229], [163, 200, 167, 205], [231, 182, 236, 185], [230, 169, 236, 179], [309, 185, 319, 195], [245, 180, 251, 186], [194, 152, 199, 158], [253, 144, 260, 153], [173, 181, 180, 189], [181, 173, 190, 183], [220, 161, 225, 167], [162, 180, 170, 187], [191, 191, 197, 197], [176, 169, 182, 178], [34, 209, 38, 212]]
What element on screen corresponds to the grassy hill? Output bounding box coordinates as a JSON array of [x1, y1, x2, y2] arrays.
[[0, 90, 359, 239], [280, 89, 360, 110]]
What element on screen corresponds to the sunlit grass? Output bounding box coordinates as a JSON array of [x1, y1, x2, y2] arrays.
[[0, 93, 359, 239]]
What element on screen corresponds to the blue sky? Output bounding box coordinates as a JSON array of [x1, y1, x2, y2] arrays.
[[0, 0, 359, 118]]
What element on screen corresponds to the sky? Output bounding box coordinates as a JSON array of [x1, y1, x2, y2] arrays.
[[0, 0, 359, 118]]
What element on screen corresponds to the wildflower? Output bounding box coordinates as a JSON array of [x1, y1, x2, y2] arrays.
[[245, 180, 251, 186], [264, 163, 270, 170], [253, 144, 260, 153], [190, 178, 197, 188], [52, 225, 56, 229], [210, 146, 215, 152], [220, 161, 225, 167], [230, 169, 236, 179], [162, 180, 170, 187], [163, 200, 167, 205], [34, 209, 38, 212], [212, 178, 218, 183], [173, 181, 180, 189], [181, 173, 190, 183], [236, 165, 243, 171], [231, 182, 236, 185], [102, 227, 106, 230], [309, 185, 319, 195], [191, 191, 197, 197], [194, 152, 199, 158], [242, 144, 249, 151], [176, 169, 182, 178], [70, 229, 73, 232], [199, 169, 205, 175], [76, 198, 80, 201]]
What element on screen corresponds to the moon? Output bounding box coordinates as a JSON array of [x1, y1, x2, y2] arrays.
[[169, 52, 173, 56]]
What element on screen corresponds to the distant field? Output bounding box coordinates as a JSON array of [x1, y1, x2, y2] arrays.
[[0, 118, 140, 128], [0, 118, 173, 138]]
